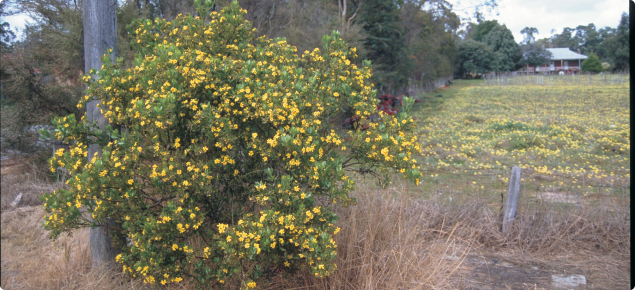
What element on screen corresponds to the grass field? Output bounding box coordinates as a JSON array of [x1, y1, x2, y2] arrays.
[[411, 76, 630, 210]]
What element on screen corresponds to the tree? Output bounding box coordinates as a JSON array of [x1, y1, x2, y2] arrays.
[[337, 0, 364, 32], [581, 53, 603, 73], [550, 27, 577, 50], [596, 26, 616, 61], [42, 2, 422, 287], [122, 0, 196, 20], [83, 0, 122, 268], [236, 0, 368, 62], [399, 0, 459, 84], [358, 0, 411, 91], [482, 24, 522, 71], [519, 42, 552, 68], [610, 12, 629, 71], [520, 26, 538, 44], [0, 0, 17, 51], [1, 0, 85, 151], [457, 39, 498, 75], [573, 23, 601, 55], [472, 20, 498, 42]]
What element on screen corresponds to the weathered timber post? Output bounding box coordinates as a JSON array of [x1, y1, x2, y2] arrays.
[[83, 0, 120, 269], [502, 166, 521, 235]]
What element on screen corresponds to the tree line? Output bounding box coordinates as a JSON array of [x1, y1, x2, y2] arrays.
[[456, 13, 629, 77]]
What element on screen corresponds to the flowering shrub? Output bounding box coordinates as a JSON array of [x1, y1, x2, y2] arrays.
[[42, 1, 421, 288]]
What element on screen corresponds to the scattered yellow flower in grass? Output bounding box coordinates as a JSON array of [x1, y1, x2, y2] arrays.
[[417, 78, 629, 197]]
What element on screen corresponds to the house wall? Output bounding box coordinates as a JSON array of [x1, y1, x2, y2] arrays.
[[526, 59, 583, 72]]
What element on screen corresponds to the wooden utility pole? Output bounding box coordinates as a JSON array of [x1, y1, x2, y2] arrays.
[[83, 0, 120, 268]]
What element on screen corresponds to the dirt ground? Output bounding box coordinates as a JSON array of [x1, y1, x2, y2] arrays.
[[1, 158, 29, 176]]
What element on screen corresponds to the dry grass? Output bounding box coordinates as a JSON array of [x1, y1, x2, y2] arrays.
[[1, 171, 630, 289], [1, 153, 65, 211], [269, 183, 477, 289]]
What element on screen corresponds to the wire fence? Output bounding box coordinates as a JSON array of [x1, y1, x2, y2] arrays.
[[482, 71, 630, 87]]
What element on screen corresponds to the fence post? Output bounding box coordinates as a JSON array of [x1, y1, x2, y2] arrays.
[[503, 167, 522, 235]]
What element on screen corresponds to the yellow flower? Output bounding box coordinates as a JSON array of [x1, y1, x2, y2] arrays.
[[217, 223, 228, 233]]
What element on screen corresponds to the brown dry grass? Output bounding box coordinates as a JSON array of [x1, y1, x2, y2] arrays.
[[1, 170, 630, 289], [268, 183, 477, 289], [1, 158, 60, 211]]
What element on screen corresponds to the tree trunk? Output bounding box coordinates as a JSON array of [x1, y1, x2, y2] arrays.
[[83, 0, 120, 270]]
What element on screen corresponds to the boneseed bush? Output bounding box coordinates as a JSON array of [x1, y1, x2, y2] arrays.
[[42, 2, 422, 288]]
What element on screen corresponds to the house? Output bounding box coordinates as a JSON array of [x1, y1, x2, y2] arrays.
[[521, 48, 588, 75]]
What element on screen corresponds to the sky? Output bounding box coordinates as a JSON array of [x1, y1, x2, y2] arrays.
[[3, 13, 32, 42], [1, 0, 629, 43], [447, 0, 628, 43]]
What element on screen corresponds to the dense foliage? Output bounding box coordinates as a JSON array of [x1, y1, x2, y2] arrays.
[[457, 39, 498, 75], [482, 24, 522, 72], [1, 0, 85, 150], [358, 0, 410, 91], [581, 53, 603, 73], [399, 0, 460, 85], [41, 2, 422, 287], [458, 21, 522, 74], [472, 20, 499, 42], [519, 42, 553, 68]]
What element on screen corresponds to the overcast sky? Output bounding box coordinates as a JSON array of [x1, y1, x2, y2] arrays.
[[448, 0, 628, 43], [1, 0, 629, 43]]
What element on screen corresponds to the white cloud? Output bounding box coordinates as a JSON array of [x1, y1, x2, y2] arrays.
[[1, 13, 33, 41], [447, 0, 627, 43]]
